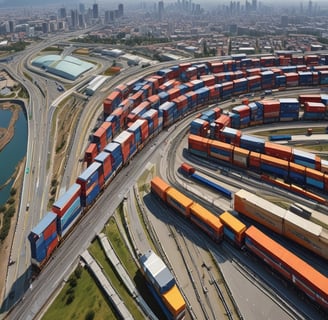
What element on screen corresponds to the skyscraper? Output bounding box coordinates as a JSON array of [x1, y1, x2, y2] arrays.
[[118, 4, 124, 17], [158, 1, 164, 21], [93, 3, 99, 19]]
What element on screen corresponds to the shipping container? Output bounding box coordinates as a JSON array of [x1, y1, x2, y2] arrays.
[[84, 143, 98, 167], [264, 142, 292, 161], [113, 130, 136, 164], [234, 189, 285, 234], [208, 140, 233, 162], [166, 187, 194, 218], [94, 151, 113, 182], [219, 211, 246, 247], [151, 176, 171, 202], [190, 203, 223, 241], [52, 183, 81, 218], [245, 226, 328, 311]]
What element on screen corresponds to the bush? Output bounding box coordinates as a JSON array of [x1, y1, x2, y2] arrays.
[[7, 198, 15, 205], [74, 265, 83, 279], [6, 206, 15, 218], [66, 294, 75, 305], [10, 188, 17, 196], [51, 179, 57, 187], [0, 205, 6, 213], [68, 276, 77, 288], [85, 310, 95, 320]]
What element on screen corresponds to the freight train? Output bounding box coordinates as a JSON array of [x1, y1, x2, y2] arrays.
[[139, 250, 186, 320], [150, 176, 328, 312], [188, 134, 328, 204], [29, 52, 328, 272]]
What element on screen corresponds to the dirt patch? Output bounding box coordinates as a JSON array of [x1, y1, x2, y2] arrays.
[[48, 96, 85, 208]]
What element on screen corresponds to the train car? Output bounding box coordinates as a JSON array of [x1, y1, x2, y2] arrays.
[[189, 203, 223, 242], [151, 176, 171, 202], [190, 173, 232, 199], [245, 226, 328, 311], [219, 211, 246, 247], [234, 189, 285, 234], [52, 183, 83, 237], [28, 212, 59, 269], [283, 211, 327, 260], [165, 187, 194, 218], [139, 250, 186, 320]]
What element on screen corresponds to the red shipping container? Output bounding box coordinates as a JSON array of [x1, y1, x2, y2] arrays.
[[103, 91, 120, 115], [46, 236, 59, 257], [210, 62, 224, 73], [299, 95, 322, 104], [101, 122, 113, 144], [93, 126, 107, 152], [213, 107, 221, 118], [215, 114, 231, 129], [265, 142, 292, 161], [85, 143, 98, 166], [315, 156, 321, 171], [180, 162, 195, 175], [249, 152, 261, 168], [325, 175, 328, 192], [289, 162, 305, 175], [127, 101, 151, 123], [304, 102, 326, 113], [262, 100, 280, 112], [147, 95, 160, 108], [188, 134, 209, 153], [201, 75, 216, 86], [247, 68, 261, 76], [167, 87, 181, 100], [115, 84, 129, 99], [179, 62, 192, 71], [114, 131, 134, 164], [43, 219, 57, 240]]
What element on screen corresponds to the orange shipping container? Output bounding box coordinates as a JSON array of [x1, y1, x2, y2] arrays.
[[151, 176, 171, 202], [249, 151, 261, 168], [190, 203, 223, 241], [264, 142, 292, 161], [166, 187, 194, 218], [245, 225, 328, 308]]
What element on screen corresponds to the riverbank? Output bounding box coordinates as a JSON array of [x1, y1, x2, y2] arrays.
[[0, 102, 20, 152]]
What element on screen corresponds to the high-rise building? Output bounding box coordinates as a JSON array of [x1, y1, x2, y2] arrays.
[[79, 3, 85, 14], [158, 1, 164, 21], [252, 0, 257, 10], [118, 3, 124, 17], [93, 3, 99, 19], [59, 7, 67, 19], [71, 9, 79, 28], [281, 15, 288, 27]]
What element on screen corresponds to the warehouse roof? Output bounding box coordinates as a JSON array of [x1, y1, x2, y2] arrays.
[[32, 54, 94, 80]]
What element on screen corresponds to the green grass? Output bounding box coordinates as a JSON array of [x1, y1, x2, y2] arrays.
[[42, 267, 115, 320], [88, 236, 145, 320]]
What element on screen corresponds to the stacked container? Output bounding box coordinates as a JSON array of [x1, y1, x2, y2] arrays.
[[232, 104, 250, 128], [233, 78, 248, 95], [293, 149, 321, 170], [289, 162, 306, 185], [261, 155, 289, 178], [190, 119, 209, 137], [95, 151, 113, 182], [275, 75, 286, 88], [77, 161, 104, 207], [113, 130, 136, 164], [147, 95, 160, 109], [285, 72, 299, 87], [158, 91, 169, 104], [209, 61, 224, 73], [208, 140, 233, 162], [200, 75, 216, 87], [215, 114, 231, 130], [247, 75, 261, 91], [104, 142, 123, 171], [319, 71, 328, 85], [303, 102, 326, 120], [200, 109, 217, 123], [188, 134, 209, 158], [159, 101, 177, 127], [52, 183, 82, 236], [305, 168, 325, 190], [298, 71, 313, 86], [208, 84, 221, 100], [84, 143, 98, 167], [127, 119, 149, 148], [261, 100, 280, 123], [264, 142, 292, 161], [298, 94, 322, 104], [173, 95, 188, 116], [29, 212, 59, 267], [142, 109, 160, 135], [195, 87, 210, 105], [219, 127, 241, 145], [249, 102, 263, 125], [233, 147, 249, 167], [240, 134, 265, 153], [127, 101, 150, 123], [260, 70, 274, 89], [229, 112, 240, 129], [279, 98, 299, 121], [92, 126, 107, 152], [129, 90, 144, 108], [184, 91, 198, 109], [103, 91, 121, 118], [221, 81, 233, 99]]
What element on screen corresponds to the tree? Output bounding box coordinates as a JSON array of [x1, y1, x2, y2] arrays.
[[85, 310, 95, 320]]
